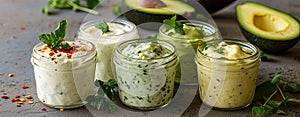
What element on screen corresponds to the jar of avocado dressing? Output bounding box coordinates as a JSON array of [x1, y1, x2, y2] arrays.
[[195, 39, 261, 110]]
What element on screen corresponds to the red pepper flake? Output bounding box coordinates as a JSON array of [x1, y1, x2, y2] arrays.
[[22, 86, 29, 89], [19, 26, 25, 31], [51, 58, 56, 61], [67, 55, 72, 59], [25, 95, 32, 99], [11, 98, 16, 103], [57, 54, 62, 57], [41, 108, 47, 111], [1, 95, 9, 99], [0, 104, 2, 106], [42, 99, 46, 103], [49, 52, 54, 57]]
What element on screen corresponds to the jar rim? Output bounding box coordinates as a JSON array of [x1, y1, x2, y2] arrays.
[[158, 20, 218, 40], [115, 39, 177, 61], [79, 19, 137, 39], [196, 39, 260, 61]]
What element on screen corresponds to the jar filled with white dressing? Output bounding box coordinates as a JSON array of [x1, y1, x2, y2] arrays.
[[195, 39, 261, 110], [31, 40, 97, 109], [113, 39, 178, 110], [78, 19, 138, 82]]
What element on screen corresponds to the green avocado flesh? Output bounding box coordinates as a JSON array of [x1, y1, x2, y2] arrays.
[[124, 0, 195, 15], [236, 2, 300, 41]]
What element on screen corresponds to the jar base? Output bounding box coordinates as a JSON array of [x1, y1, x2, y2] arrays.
[[121, 99, 172, 111], [41, 102, 84, 109], [200, 102, 251, 111]]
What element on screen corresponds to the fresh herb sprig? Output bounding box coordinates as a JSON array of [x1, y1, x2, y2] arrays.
[[38, 20, 70, 50], [95, 21, 110, 34], [87, 79, 117, 111], [42, 0, 107, 15], [252, 72, 300, 116], [163, 15, 185, 35], [112, 2, 123, 16], [260, 50, 268, 61]]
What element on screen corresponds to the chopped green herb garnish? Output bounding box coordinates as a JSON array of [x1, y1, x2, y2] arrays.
[[95, 21, 110, 34], [213, 47, 225, 54], [38, 20, 70, 50], [252, 72, 300, 116], [163, 15, 185, 35]]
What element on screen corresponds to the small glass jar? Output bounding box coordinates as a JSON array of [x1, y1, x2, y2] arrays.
[[113, 39, 178, 110], [157, 20, 220, 85], [195, 39, 261, 110], [78, 19, 139, 82], [31, 40, 97, 109]]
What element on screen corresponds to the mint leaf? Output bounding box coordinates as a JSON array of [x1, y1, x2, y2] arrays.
[[95, 79, 116, 100], [255, 80, 277, 99], [252, 106, 265, 116], [286, 98, 300, 103], [95, 21, 110, 34], [38, 20, 70, 50], [163, 15, 185, 35], [271, 72, 282, 84], [283, 80, 300, 93], [268, 100, 282, 108]]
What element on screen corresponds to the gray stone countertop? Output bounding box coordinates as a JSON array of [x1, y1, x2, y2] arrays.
[[0, 0, 299, 117]]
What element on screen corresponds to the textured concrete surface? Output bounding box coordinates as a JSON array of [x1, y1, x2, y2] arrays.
[[0, 0, 299, 117]]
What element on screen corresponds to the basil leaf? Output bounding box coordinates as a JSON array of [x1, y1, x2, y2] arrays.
[[271, 72, 282, 84], [55, 20, 67, 38]]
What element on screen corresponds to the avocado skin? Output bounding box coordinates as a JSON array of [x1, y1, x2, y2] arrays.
[[240, 27, 300, 53], [198, 0, 236, 13], [124, 9, 186, 25]]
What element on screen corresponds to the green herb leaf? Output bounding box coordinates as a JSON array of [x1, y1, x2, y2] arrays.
[[271, 72, 282, 84], [163, 15, 185, 35], [95, 21, 110, 34], [268, 100, 282, 108], [255, 80, 277, 99], [95, 79, 116, 100], [286, 98, 300, 103], [112, 2, 123, 16], [283, 80, 300, 93], [275, 109, 287, 115], [260, 50, 268, 60], [146, 34, 158, 39], [252, 106, 266, 116], [38, 20, 70, 50]]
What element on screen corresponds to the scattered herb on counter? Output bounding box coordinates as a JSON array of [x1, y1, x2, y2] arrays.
[[95, 22, 110, 34], [260, 50, 268, 61], [252, 72, 300, 116], [87, 79, 117, 112], [112, 2, 123, 16], [42, 0, 106, 15], [38, 20, 70, 50], [163, 15, 185, 35]]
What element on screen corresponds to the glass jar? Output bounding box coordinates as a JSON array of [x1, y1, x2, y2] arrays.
[[78, 19, 139, 82], [195, 39, 261, 110], [113, 39, 178, 110], [31, 40, 97, 109], [157, 20, 220, 85]]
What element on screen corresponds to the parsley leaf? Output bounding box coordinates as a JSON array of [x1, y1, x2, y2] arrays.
[[95, 21, 110, 34], [163, 15, 185, 35], [38, 20, 70, 50]]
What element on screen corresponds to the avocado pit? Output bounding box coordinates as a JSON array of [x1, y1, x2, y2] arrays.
[[253, 14, 289, 32]]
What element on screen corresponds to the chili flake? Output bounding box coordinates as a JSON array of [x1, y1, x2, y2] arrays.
[[25, 95, 32, 99], [28, 101, 34, 104], [22, 86, 29, 89], [1, 95, 9, 99], [20, 26, 25, 31], [41, 108, 47, 111], [17, 104, 22, 107], [11, 98, 16, 103]]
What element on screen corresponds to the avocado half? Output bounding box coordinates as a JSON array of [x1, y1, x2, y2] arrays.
[[236, 2, 300, 53], [123, 0, 194, 25]]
